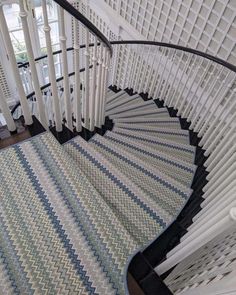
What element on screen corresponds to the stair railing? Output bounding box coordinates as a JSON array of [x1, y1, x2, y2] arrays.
[[0, 0, 112, 133], [109, 40, 236, 294]]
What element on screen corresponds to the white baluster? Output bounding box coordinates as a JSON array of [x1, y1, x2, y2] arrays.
[[194, 70, 225, 132], [187, 66, 218, 124], [156, 208, 236, 275], [84, 28, 90, 129], [94, 43, 103, 127], [161, 50, 177, 103], [58, 6, 72, 130], [73, 20, 82, 133], [173, 54, 194, 110], [149, 47, 164, 98], [98, 46, 106, 127], [19, 0, 48, 129], [111, 45, 119, 86], [134, 46, 145, 92], [89, 37, 98, 131], [166, 51, 183, 106], [138, 47, 151, 93], [0, 3, 32, 125], [202, 89, 236, 154], [42, 0, 62, 132], [156, 48, 171, 100], [144, 48, 158, 95], [198, 74, 235, 139], [189, 66, 223, 132], [101, 50, 110, 126], [0, 87, 16, 132]]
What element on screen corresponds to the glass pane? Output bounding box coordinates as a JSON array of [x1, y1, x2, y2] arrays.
[[3, 4, 27, 62]]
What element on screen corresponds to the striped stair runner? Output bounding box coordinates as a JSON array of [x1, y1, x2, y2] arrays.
[[89, 134, 192, 217], [0, 132, 138, 294], [64, 136, 172, 247], [112, 126, 196, 163], [113, 122, 190, 144], [0, 91, 196, 294], [103, 131, 196, 187]]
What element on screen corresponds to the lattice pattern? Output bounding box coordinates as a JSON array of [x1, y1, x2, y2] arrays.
[[104, 0, 236, 65], [165, 226, 236, 294], [0, 61, 12, 100]]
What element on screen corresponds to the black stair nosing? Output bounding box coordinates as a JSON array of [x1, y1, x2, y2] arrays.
[[128, 252, 173, 295], [108, 85, 121, 93]]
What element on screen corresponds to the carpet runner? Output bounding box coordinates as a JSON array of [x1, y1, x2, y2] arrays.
[[0, 132, 138, 294], [0, 91, 196, 294]]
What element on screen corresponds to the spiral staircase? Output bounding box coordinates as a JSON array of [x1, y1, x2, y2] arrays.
[[0, 1, 236, 294]]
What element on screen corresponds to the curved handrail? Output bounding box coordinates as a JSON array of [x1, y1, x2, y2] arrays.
[[110, 40, 236, 73], [53, 0, 112, 55]]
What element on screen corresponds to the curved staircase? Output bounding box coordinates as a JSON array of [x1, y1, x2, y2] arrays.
[[0, 89, 196, 294]]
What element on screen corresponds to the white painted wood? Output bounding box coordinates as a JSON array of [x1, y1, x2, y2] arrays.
[[0, 3, 32, 126], [58, 6, 73, 131], [73, 20, 82, 133], [0, 87, 16, 132], [84, 27, 90, 129], [156, 208, 236, 275], [42, 0, 62, 132]]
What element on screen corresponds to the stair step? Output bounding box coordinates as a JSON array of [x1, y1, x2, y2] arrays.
[[104, 131, 196, 187], [109, 108, 169, 119], [113, 117, 181, 129], [106, 90, 126, 104], [64, 136, 172, 247], [0, 131, 138, 294], [89, 134, 192, 217], [112, 126, 196, 163], [114, 123, 190, 145], [106, 94, 140, 111], [106, 99, 157, 116]]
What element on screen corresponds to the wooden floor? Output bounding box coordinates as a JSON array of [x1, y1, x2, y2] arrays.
[[127, 273, 145, 295]]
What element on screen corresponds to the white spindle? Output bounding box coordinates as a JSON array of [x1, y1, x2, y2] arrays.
[[89, 37, 98, 131], [156, 208, 236, 275], [190, 67, 224, 131], [42, 0, 62, 132], [187, 187, 236, 234], [94, 43, 103, 127], [198, 74, 235, 139], [138, 47, 151, 93], [84, 28, 90, 129], [101, 50, 110, 126], [149, 47, 165, 98], [0, 3, 32, 125], [173, 54, 195, 110], [0, 87, 16, 132], [73, 20, 82, 133], [19, 0, 48, 129], [58, 6, 73, 131], [98, 46, 106, 127], [202, 90, 236, 154]]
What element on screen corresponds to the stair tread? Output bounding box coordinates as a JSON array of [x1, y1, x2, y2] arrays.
[[109, 107, 169, 119], [113, 117, 181, 129], [104, 131, 196, 187], [0, 131, 138, 294], [106, 94, 140, 111], [89, 134, 192, 217], [114, 123, 190, 144], [112, 126, 195, 163], [106, 90, 126, 104], [64, 136, 173, 247], [106, 99, 157, 116]]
